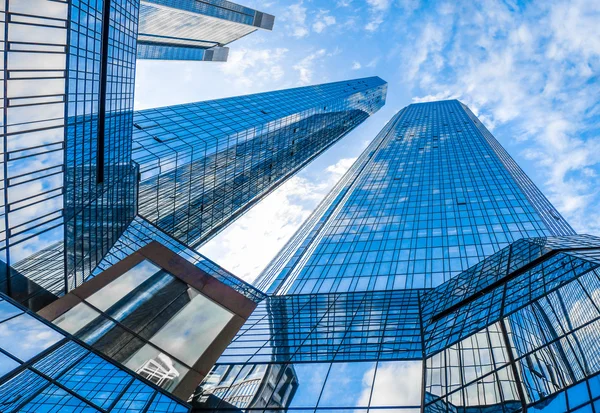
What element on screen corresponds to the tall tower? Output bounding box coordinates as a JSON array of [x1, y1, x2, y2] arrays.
[[0, 0, 277, 307], [133, 77, 387, 248], [137, 0, 275, 61], [257, 100, 574, 293], [194, 101, 600, 413]]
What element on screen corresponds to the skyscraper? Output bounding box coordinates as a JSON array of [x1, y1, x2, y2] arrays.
[[0, 0, 280, 309], [193, 101, 600, 413], [133, 77, 387, 248], [137, 0, 274, 61], [257, 100, 574, 293]]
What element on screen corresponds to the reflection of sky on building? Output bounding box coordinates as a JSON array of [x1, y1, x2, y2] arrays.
[[148, 290, 233, 366], [260, 102, 575, 295], [286, 363, 329, 408], [133, 78, 386, 248], [0, 292, 188, 411], [50, 257, 240, 398], [0, 313, 63, 361], [0, 0, 68, 299], [196, 360, 424, 410], [319, 362, 375, 407], [212, 235, 600, 411]]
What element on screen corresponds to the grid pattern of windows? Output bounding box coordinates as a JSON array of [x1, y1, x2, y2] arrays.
[[1, 0, 141, 307], [137, 0, 274, 62], [133, 77, 387, 248], [424, 265, 600, 412], [258, 100, 575, 294], [203, 235, 600, 412], [194, 360, 423, 410], [64, 0, 140, 292], [0, 0, 69, 306], [0, 292, 189, 412], [218, 289, 422, 365], [94, 216, 266, 303], [422, 237, 600, 356], [137, 44, 229, 61]]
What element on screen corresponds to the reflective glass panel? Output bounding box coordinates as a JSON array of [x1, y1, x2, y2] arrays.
[[319, 362, 376, 408], [87, 260, 161, 311], [370, 361, 423, 407], [0, 313, 63, 361]]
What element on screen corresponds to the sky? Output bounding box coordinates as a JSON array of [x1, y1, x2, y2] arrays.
[[134, 0, 600, 284]]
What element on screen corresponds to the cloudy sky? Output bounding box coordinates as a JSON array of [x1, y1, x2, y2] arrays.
[[135, 0, 600, 284]]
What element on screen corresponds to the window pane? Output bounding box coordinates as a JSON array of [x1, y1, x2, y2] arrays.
[[54, 302, 102, 335], [370, 361, 423, 407], [288, 363, 330, 408], [0, 351, 19, 378], [319, 362, 375, 408], [147, 290, 233, 366], [0, 299, 22, 322], [0, 313, 63, 361], [87, 260, 160, 311]]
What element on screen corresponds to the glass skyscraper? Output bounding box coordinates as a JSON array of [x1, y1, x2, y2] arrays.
[[193, 101, 600, 413], [0, 0, 141, 308], [133, 78, 387, 248], [0, 0, 280, 308], [137, 0, 274, 61], [258, 100, 574, 293]]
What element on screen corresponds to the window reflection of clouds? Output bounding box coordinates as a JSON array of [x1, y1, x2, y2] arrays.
[[0, 299, 23, 322], [0, 352, 20, 378], [0, 313, 62, 361], [370, 361, 423, 407], [148, 291, 233, 366], [87, 259, 160, 311], [319, 362, 376, 408], [288, 363, 330, 408], [54, 302, 102, 335]]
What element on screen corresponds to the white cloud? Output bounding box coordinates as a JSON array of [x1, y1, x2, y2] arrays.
[[359, 361, 423, 406], [283, 2, 309, 38], [220, 47, 288, 89], [365, 0, 392, 31], [199, 158, 356, 283], [406, 0, 600, 234], [366, 57, 379, 68], [366, 0, 391, 11], [313, 9, 336, 33], [412, 90, 459, 103], [352, 61, 362, 70], [293, 49, 327, 85]]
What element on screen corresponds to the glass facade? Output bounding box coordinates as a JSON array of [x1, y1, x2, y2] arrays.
[[0, 0, 140, 309], [133, 77, 387, 248], [0, 0, 69, 309], [137, 0, 274, 62], [258, 100, 574, 294], [95, 216, 266, 303], [64, 0, 140, 293], [0, 291, 189, 412], [191, 101, 600, 413], [194, 234, 600, 412], [38, 236, 266, 400]]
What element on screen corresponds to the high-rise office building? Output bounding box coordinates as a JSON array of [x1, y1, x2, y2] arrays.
[[0, 0, 139, 307], [0, 0, 277, 308], [257, 100, 574, 293], [193, 101, 600, 413], [137, 0, 274, 61], [133, 77, 387, 248]]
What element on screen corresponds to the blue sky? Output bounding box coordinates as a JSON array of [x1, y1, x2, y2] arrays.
[[135, 0, 600, 283]]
